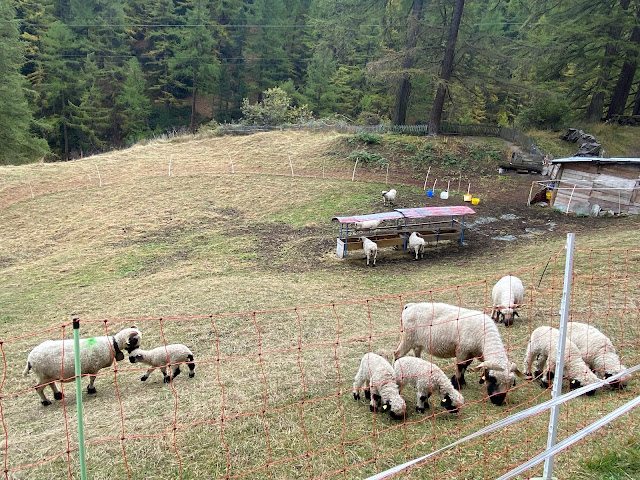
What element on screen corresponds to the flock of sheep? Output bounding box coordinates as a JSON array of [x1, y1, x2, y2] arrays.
[[21, 274, 630, 414], [352, 275, 631, 419]]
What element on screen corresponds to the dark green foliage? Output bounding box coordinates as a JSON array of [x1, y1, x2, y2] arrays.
[[347, 132, 383, 146], [347, 150, 388, 170], [468, 145, 501, 163], [518, 97, 571, 131]]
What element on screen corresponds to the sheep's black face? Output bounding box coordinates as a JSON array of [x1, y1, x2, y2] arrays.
[[605, 373, 625, 390], [129, 356, 136, 363], [441, 395, 458, 413], [125, 336, 140, 353], [484, 374, 507, 406], [539, 371, 554, 389]]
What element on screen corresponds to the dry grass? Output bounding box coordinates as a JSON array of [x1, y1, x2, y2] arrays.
[[0, 130, 639, 479]]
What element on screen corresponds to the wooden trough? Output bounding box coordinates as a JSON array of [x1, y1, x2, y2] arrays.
[[332, 206, 476, 259]]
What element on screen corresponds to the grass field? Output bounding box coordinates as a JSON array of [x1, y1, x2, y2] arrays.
[[1, 129, 639, 480]]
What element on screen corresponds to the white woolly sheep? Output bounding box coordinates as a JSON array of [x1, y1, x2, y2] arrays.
[[129, 344, 195, 383], [523, 325, 600, 395], [23, 326, 142, 406], [394, 302, 523, 406], [491, 275, 524, 327], [393, 356, 463, 413], [408, 232, 425, 260], [362, 236, 378, 267], [567, 321, 631, 390], [352, 353, 406, 419], [354, 219, 382, 231], [382, 189, 397, 206]]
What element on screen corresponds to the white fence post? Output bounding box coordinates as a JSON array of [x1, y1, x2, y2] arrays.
[[541, 232, 575, 480]]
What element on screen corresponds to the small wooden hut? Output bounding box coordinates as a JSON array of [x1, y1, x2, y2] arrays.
[[548, 157, 640, 215]]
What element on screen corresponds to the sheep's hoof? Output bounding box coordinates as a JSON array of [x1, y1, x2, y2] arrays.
[[189, 373, 195, 378], [54, 392, 63, 400], [140, 376, 148, 382], [369, 404, 375, 412], [41, 399, 52, 406], [87, 386, 97, 395], [364, 388, 371, 400], [353, 392, 360, 401], [164, 376, 171, 383]]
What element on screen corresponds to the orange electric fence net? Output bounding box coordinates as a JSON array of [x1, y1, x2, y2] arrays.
[[1, 246, 639, 479]]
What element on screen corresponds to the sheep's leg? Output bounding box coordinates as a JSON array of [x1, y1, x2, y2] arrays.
[[187, 361, 195, 378], [171, 365, 182, 379], [416, 385, 430, 413], [352, 372, 366, 400], [451, 358, 473, 390], [141, 368, 155, 382], [523, 343, 533, 376], [372, 251, 377, 267], [87, 376, 97, 394], [161, 366, 171, 383], [49, 382, 63, 400], [36, 385, 51, 406]]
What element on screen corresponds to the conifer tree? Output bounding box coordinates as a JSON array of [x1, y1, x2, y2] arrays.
[[116, 57, 152, 143]]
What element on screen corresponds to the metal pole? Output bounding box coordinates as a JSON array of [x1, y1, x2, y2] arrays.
[[73, 318, 88, 480], [542, 233, 575, 479]]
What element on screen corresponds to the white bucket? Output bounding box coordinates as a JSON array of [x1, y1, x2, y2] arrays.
[[440, 191, 449, 199]]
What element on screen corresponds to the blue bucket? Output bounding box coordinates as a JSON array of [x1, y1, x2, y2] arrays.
[[427, 190, 434, 197]]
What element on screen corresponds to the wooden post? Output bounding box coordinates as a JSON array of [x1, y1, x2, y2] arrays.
[[288, 154, 294, 176], [228, 153, 234, 173], [423, 166, 431, 190], [352, 159, 359, 181]]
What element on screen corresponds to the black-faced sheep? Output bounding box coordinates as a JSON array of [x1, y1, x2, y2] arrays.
[[394, 302, 523, 406], [491, 275, 524, 326], [523, 325, 600, 395], [408, 232, 425, 260], [382, 189, 397, 206], [352, 353, 406, 420], [23, 327, 142, 406], [362, 237, 378, 266], [129, 344, 195, 383], [393, 356, 463, 413], [567, 321, 631, 390]]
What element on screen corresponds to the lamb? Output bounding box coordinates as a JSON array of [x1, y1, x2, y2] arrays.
[[394, 302, 523, 406], [566, 321, 631, 389], [393, 356, 463, 413], [362, 236, 378, 266], [23, 326, 142, 406], [523, 325, 600, 395], [128, 344, 195, 383], [352, 353, 406, 420], [382, 189, 397, 206], [408, 232, 425, 260], [491, 275, 524, 327], [354, 219, 382, 231]]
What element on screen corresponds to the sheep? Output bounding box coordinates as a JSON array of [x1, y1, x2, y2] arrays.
[[491, 275, 524, 327], [394, 302, 523, 406], [408, 232, 425, 260], [393, 356, 463, 414], [128, 344, 195, 383], [352, 353, 406, 420], [523, 325, 600, 395], [362, 236, 378, 266], [382, 189, 397, 206], [354, 219, 382, 231], [566, 321, 631, 390], [23, 326, 142, 406]]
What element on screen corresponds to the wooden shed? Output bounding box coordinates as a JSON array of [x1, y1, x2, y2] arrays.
[[548, 157, 640, 215]]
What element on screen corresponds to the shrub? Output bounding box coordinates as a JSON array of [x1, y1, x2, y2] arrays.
[[518, 97, 570, 131], [241, 87, 313, 126], [347, 150, 389, 169], [347, 132, 383, 146]]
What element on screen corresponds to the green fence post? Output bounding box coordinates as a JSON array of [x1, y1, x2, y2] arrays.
[[73, 318, 88, 480]]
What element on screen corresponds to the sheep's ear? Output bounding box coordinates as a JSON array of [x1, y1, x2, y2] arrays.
[[115, 351, 125, 361], [510, 362, 527, 378], [468, 363, 483, 372]]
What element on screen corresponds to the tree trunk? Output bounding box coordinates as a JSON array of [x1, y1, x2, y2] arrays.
[[191, 78, 197, 133], [62, 91, 69, 160], [428, 0, 465, 134], [586, 40, 617, 122], [391, 0, 424, 125], [633, 84, 640, 115], [607, 6, 640, 118]]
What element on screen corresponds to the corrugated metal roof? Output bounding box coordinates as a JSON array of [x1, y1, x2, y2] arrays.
[[550, 157, 640, 164], [332, 206, 476, 223]]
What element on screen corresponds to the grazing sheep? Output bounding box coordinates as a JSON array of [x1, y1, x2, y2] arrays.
[[408, 232, 425, 260], [362, 237, 378, 266], [23, 327, 142, 406], [129, 344, 195, 383], [394, 302, 523, 406], [355, 219, 382, 231], [382, 189, 397, 206], [393, 356, 463, 413], [567, 321, 631, 389], [352, 353, 406, 420], [523, 325, 600, 395], [491, 275, 524, 327]]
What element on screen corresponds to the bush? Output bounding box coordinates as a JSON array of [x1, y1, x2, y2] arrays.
[[347, 132, 383, 146], [241, 87, 313, 126], [518, 97, 570, 131], [347, 150, 388, 170]]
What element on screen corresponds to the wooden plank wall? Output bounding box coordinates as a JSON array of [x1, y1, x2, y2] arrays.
[[552, 163, 640, 214]]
